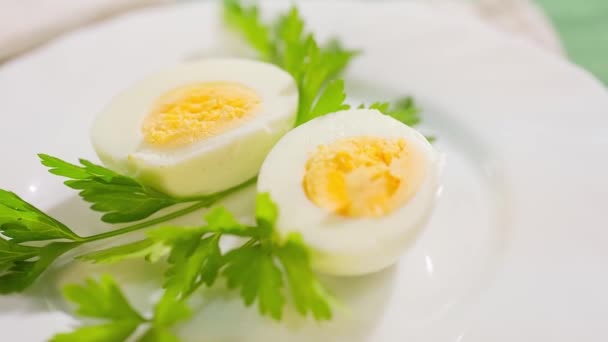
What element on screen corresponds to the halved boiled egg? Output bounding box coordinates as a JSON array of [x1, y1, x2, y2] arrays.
[[258, 109, 442, 276], [91, 58, 298, 197]]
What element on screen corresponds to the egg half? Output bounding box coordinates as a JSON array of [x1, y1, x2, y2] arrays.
[[258, 109, 442, 276], [91, 58, 298, 197]]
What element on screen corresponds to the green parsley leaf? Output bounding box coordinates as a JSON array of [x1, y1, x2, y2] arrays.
[[220, 193, 332, 321], [223, 243, 285, 320], [323, 39, 359, 81], [0, 242, 79, 293], [203, 207, 253, 236], [0, 238, 38, 265], [367, 101, 390, 113], [203, 207, 269, 238], [64, 275, 144, 321], [153, 292, 192, 328], [137, 292, 190, 342], [254, 192, 277, 236], [0, 189, 81, 242], [142, 223, 226, 299], [223, 0, 274, 60], [301, 79, 350, 124], [373, 96, 421, 127], [39, 154, 178, 223], [275, 7, 306, 77], [51, 275, 145, 342], [163, 234, 222, 299], [276, 234, 333, 320], [77, 239, 169, 264], [293, 35, 357, 125], [147, 226, 205, 246]]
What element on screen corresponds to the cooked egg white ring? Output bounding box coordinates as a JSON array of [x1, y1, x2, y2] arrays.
[[91, 58, 298, 197], [258, 109, 442, 276]]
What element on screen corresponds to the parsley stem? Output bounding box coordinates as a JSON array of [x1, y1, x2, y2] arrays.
[[82, 201, 211, 243], [174, 177, 257, 203], [82, 177, 257, 243], [241, 238, 257, 249]]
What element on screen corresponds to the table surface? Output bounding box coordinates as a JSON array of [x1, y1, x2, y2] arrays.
[[536, 0, 608, 84]]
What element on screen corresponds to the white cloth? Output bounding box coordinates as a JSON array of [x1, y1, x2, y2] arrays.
[[0, 0, 170, 61], [0, 0, 562, 62], [473, 0, 563, 54]]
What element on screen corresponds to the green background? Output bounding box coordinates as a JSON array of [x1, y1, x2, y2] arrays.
[[535, 0, 608, 84]]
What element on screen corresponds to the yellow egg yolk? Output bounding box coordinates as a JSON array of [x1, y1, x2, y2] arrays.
[[302, 136, 427, 218], [142, 82, 261, 148]]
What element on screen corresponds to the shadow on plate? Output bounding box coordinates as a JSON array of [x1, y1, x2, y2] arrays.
[[180, 265, 398, 342], [38, 247, 397, 342]]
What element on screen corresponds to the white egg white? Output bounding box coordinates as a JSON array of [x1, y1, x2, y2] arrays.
[[91, 58, 298, 197], [257, 109, 442, 276]]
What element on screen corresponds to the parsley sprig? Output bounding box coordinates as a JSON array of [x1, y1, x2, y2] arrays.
[[77, 194, 332, 321], [38, 154, 236, 224], [0, 157, 254, 293], [54, 194, 331, 341], [223, 0, 422, 128]]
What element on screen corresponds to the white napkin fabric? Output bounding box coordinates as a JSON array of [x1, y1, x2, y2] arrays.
[[473, 0, 563, 54], [0, 0, 170, 61], [0, 0, 562, 63]]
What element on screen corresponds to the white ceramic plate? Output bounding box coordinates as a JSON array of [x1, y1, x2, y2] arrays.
[[1, 1, 607, 341]]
